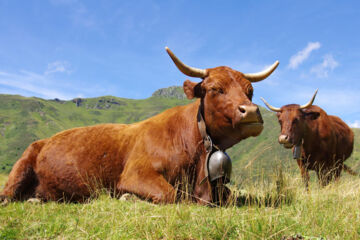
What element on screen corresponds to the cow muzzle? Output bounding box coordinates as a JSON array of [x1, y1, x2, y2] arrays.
[[278, 134, 293, 148], [234, 105, 264, 136], [238, 105, 263, 124]]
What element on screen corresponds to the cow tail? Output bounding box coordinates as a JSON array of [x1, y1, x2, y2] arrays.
[[343, 164, 358, 176]]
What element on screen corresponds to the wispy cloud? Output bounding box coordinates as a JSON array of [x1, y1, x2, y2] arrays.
[[349, 120, 360, 128], [44, 61, 72, 75], [310, 54, 339, 78], [288, 42, 321, 69], [0, 60, 74, 99], [0, 71, 71, 99]]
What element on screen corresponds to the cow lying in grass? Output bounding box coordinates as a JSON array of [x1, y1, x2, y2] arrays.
[[1, 47, 279, 204]]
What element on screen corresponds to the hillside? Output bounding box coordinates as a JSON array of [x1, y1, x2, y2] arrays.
[[0, 93, 192, 172], [0, 87, 359, 182]]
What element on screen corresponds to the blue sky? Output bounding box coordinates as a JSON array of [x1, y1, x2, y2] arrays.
[[0, 0, 359, 127]]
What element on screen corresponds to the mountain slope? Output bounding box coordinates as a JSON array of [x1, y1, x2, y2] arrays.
[[0, 93, 192, 172]]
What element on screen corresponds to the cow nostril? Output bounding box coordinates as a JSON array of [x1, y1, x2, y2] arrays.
[[239, 106, 246, 114]]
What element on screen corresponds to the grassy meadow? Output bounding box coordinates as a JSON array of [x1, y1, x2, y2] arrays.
[[1, 88, 359, 239], [1, 172, 360, 239]]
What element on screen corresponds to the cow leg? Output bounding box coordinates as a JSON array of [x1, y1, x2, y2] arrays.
[[117, 172, 176, 204], [333, 164, 343, 182], [297, 159, 309, 191], [33, 181, 60, 202], [317, 168, 332, 187], [211, 178, 231, 206]]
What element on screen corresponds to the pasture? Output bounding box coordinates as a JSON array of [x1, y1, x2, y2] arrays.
[[1, 1, 359, 239], [1, 171, 360, 239], [0, 92, 359, 239]]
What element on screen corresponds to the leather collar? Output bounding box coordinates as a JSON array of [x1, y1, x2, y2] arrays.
[[197, 106, 213, 153]]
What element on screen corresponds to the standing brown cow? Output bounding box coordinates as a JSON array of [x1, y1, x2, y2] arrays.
[[261, 90, 355, 189], [0, 47, 279, 204]]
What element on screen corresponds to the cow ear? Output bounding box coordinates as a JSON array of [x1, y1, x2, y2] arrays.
[[183, 80, 204, 99], [302, 109, 320, 120]]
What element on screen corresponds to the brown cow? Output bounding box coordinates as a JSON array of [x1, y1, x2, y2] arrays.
[[261, 90, 355, 189], [0, 47, 279, 204]]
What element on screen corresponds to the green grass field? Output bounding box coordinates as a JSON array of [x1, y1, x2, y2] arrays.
[[1, 172, 360, 239]]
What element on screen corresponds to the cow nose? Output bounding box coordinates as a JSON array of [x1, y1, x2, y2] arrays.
[[238, 105, 263, 123], [278, 134, 289, 144]]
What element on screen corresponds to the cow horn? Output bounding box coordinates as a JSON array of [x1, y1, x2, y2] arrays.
[[165, 47, 208, 78], [300, 89, 318, 109], [260, 97, 281, 112], [243, 61, 279, 82]]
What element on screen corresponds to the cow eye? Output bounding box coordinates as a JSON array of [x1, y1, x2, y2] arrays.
[[292, 119, 298, 124], [210, 88, 224, 94]]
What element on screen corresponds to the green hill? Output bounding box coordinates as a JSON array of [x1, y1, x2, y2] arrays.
[[0, 87, 359, 182]]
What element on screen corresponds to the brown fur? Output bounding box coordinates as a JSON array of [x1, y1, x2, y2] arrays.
[[1, 66, 264, 204], [276, 104, 355, 188]]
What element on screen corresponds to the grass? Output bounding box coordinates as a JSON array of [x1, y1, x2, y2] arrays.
[[1, 90, 359, 239], [1, 172, 360, 239]]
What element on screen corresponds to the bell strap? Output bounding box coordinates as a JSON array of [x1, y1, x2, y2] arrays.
[[197, 107, 212, 153], [197, 105, 214, 185]]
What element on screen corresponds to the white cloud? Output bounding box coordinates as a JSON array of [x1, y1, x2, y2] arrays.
[[349, 120, 360, 128], [288, 42, 321, 69], [45, 61, 72, 75], [0, 61, 75, 99], [310, 54, 339, 78], [0, 70, 71, 99]]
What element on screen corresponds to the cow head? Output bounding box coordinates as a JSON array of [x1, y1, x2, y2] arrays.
[[261, 90, 319, 148], [166, 47, 279, 149]]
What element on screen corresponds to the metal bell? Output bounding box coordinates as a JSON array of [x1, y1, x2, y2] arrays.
[[293, 144, 301, 159], [208, 150, 232, 183]]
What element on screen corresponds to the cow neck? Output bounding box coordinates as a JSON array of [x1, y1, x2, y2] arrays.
[[197, 100, 220, 153]]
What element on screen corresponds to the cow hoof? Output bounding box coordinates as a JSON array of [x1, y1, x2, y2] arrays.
[[120, 193, 132, 201], [281, 234, 307, 240], [119, 193, 140, 202], [0, 196, 11, 207], [27, 198, 41, 204]]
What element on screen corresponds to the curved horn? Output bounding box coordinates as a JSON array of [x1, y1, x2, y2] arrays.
[[165, 47, 208, 78], [243, 61, 279, 82], [260, 97, 281, 112], [300, 89, 318, 109]]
